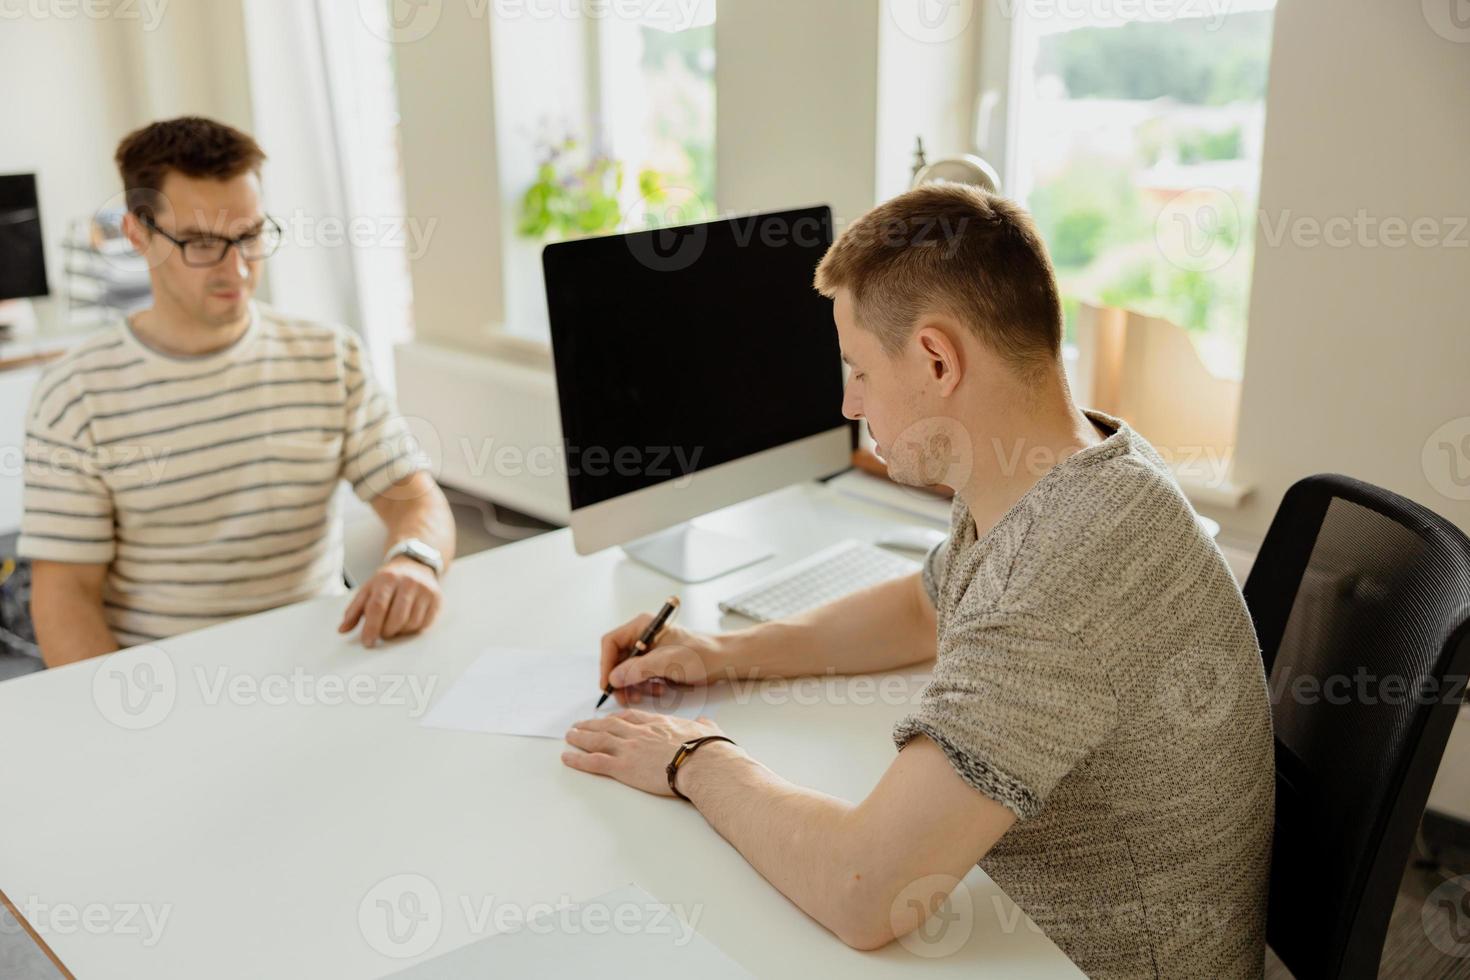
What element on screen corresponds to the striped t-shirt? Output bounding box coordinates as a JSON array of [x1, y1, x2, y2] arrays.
[[19, 304, 427, 646]]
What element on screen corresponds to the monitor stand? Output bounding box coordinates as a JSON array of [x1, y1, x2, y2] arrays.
[[621, 523, 773, 584]]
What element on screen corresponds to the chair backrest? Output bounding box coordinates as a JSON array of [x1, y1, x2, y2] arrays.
[[1243, 474, 1470, 979]]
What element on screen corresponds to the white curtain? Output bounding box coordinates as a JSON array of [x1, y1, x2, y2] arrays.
[[240, 0, 412, 389]]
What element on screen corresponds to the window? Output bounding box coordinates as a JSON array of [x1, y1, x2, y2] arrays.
[[492, 2, 717, 343], [1004, 1, 1277, 379], [599, 15, 718, 217]]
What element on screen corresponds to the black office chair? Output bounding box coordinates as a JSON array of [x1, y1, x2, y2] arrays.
[[1243, 474, 1470, 979]]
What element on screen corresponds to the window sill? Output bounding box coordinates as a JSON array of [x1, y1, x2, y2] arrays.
[[485, 328, 552, 369], [1176, 471, 1252, 510], [412, 326, 553, 372]]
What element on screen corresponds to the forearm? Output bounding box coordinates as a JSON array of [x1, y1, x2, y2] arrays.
[[678, 743, 900, 949], [564, 718, 1014, 948], [374, 473, 456, 572], [715, 572, 936, 680], [35, 590, 120, 668]]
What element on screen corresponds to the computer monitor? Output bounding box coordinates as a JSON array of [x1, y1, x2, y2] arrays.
[[544, 204, 853, 582], [0, 174, 49, 302]]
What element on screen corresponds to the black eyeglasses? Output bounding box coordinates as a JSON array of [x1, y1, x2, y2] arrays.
[[141, 214, 283, 267]]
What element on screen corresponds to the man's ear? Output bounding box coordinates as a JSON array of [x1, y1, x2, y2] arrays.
[[913, 322, 964, 397], [121, 211, 148, 257]]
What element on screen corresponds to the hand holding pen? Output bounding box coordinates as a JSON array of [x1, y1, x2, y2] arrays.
[[595, 597, 681, 708]]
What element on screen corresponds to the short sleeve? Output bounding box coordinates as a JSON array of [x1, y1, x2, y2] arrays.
[[921, 537, 947, 606], [338, 334, 430, 502], [17, 374, 116, 564], [893, 612, 1117, 819]]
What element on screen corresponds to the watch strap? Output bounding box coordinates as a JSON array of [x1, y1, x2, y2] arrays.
[[666, 735, 736, 801], [384, 538, 443, 577]]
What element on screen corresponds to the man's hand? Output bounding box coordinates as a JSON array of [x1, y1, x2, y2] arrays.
[[600, 573, 937, 701], [599, 616, 729, 704], [338, 556, 442, 647], [562, 709, 740, 796]]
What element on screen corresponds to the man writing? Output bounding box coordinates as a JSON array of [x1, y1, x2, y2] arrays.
[[20, 116, 455, 666], [562, 185, 1274, 977]]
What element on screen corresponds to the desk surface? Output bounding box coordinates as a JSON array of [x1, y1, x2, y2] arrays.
[[0, 479, 1081, 979]]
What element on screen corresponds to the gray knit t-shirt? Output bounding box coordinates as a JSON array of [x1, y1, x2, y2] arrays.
[[894, 411, 1273, 978]]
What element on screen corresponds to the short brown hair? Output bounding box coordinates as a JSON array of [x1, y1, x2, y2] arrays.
[[815, 184, 1063, 375], [114, 116, 266, 218]]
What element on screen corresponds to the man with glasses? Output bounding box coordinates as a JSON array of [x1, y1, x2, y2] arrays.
[[19, 116, 456, 666]]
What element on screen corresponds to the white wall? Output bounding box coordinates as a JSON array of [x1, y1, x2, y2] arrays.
[[0, 3, 253, 332], [119, 0, 252, 127], [876, 2, 983, 201], [394, 3, 507, 352], [715, 0, 882, 225], [1210, 0, 1470, 542], [0, 16, 140, 315]]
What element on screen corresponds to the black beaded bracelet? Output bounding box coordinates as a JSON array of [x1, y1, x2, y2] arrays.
[[666, 735, 737, 801]]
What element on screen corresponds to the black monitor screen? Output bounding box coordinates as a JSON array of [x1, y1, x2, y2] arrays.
[[0, 174, 48, 301], [545, 205, 849, 511]]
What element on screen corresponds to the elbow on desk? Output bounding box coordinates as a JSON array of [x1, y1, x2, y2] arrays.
[[834, 920, 899, 953], [825, 871, 904, 952], [824, 850, 976, 952]]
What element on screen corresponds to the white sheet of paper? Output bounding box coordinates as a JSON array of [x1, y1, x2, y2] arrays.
[[420, 648, 715, 738], [386, 882, 754, 979]]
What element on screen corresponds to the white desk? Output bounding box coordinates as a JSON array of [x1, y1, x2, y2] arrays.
[[0, 479, 1081, 979]]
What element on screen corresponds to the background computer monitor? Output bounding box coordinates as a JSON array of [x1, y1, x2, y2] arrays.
[[0, 174, 49, 302], [544, 204, 853, 582]]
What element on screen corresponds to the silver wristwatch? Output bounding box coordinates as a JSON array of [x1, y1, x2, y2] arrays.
[[383, 538, 444, 578]]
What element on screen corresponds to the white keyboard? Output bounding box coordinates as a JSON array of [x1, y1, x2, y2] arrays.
[[718, 539, 922, 622]]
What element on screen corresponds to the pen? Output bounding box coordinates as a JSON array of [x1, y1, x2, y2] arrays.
[[596, 596, 680, 709]]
